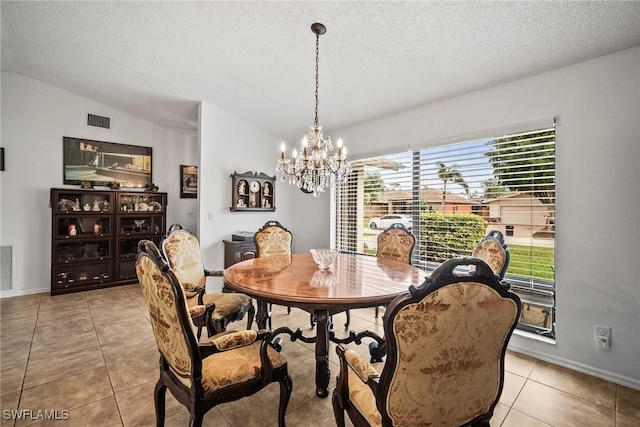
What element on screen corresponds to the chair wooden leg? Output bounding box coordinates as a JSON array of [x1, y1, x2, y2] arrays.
[[374, 306, 379, 318], [188, 413, 204, 427], [246, 302, 255, 330], [332, 389, 346, 427], [210, 319, 226, 336], [264, 303, 273, 330], [310, 313, 316, 328], [205, 310, 220, 337], [154, 380, 167, 427], [278, 374, 293, 427]]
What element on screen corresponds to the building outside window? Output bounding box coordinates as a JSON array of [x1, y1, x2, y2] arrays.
[[332, 124, 556, 337]]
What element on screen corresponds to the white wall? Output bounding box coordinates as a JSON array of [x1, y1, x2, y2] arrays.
[[0, 72, 198, 296], [196, 101, 294, 291], [291, 47, 640, 388], [3, 45, 638, 388]]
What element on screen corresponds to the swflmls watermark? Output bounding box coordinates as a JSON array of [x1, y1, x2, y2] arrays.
[[3, 409, 70, 420]]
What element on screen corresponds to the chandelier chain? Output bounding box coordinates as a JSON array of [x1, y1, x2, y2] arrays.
[[314, 32, 320, 127]]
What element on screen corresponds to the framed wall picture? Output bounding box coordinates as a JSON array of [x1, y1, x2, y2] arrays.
[[63, 137, 152, 188], [180, 165, 198, 198]]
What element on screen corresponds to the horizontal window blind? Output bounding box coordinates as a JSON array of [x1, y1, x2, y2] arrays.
[[332, 124, 556, 337]]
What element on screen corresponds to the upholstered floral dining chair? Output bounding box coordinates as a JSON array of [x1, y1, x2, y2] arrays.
[[373, 222, 416, 318], [136, 240, 292, 427], [254, 220, 351, 329], [254, 221, 293, 328], [332, 257, 522, 427], [254, 220, 293, 257], [472, 229, 510, 280], [161, 224, 254, 338], [376, 222, 415, 264]]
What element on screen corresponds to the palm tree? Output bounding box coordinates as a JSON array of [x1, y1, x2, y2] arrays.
[[436, 162, 469, 211]]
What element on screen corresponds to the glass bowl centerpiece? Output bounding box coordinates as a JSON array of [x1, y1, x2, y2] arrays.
[[310, 248, 338, 270]]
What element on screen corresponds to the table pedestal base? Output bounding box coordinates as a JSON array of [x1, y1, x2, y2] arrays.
[[269, 308, 386, 398]]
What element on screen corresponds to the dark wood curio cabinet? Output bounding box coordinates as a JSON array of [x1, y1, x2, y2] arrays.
[[50, 188, 167, 295]]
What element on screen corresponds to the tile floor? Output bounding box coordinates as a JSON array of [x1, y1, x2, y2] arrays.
[[1, 285, 639, 427]]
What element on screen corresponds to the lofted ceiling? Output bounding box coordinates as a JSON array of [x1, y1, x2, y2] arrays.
[[2, 1, 639, 140]]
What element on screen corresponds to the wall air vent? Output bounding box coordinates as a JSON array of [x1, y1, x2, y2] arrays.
[[87, 114, 111, 129], [1, 246, 12, 291]]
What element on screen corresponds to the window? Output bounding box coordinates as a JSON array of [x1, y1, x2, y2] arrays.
[[332, 124, 556, 337]]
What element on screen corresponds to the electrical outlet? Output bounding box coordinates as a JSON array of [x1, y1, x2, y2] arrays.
[[595, 325, 611, 350], [595, 325, 611, 339], [598, 335, 610, 350], [186, 211, 194, 218]]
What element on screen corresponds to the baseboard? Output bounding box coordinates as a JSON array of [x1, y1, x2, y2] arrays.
[[508, 342, 640, 391], [0, 286, 49, 299]]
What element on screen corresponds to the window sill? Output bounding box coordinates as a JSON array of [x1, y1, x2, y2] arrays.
[[513, 328, 556, 345]]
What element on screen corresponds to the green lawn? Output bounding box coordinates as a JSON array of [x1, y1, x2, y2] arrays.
[[359, 217, 554, 281], [508, 244, 555, 281]]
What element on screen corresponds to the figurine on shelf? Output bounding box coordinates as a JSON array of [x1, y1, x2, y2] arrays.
[[103, 200, 110, 211], [238, 181, 247, 195], [144, 183, 159, 192], [108, 182, 121, 190], [83, 203, 91, 211], [92, 200, 101, 211], [68, 224, 77, 236], [80, 181, 93, 189], [73, 198, 81, 211]]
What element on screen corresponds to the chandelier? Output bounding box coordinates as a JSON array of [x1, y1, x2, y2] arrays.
[[276, 23, 350, 197]]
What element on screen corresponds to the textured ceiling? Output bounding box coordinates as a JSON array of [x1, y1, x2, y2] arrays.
[[2, 1, 640, 140]]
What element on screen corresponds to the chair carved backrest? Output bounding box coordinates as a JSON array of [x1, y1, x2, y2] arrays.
[[162, 227, 206, 288], [377, 257, 522, 426], [376, 223, 415, 264], [136, 240, 202, 392], [472, 229, 510, 279], [254, 221, 292, 257]]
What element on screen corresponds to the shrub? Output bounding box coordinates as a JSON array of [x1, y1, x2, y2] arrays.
[[418, 212, 485, 263]]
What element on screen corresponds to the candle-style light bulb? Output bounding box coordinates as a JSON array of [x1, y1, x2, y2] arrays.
[[280, 142, 286, 160], [292, 149, 298, 158]]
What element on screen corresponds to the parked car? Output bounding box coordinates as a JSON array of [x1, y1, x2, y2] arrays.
[[368, 214, 412, 230]]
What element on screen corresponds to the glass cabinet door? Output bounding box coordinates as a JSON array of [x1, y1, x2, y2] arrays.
[[52, 261, 112, 288], [118, 215, 164, 236], [117, 236, 162, 259], [53, 240, 111, 263], [117, 193, 166, 213], [54, 216, 112, 239], [52, 191, 113, 214]]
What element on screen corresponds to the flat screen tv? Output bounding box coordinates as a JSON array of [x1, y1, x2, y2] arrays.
[[63, 137, 152, 188]]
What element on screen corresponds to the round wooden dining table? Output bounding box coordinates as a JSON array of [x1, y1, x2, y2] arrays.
[[223, 252, 428, 397]]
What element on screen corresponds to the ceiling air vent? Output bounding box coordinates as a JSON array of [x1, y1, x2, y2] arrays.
[[87, 114, 111, 129]]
